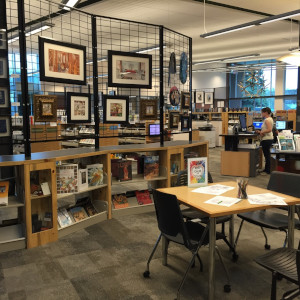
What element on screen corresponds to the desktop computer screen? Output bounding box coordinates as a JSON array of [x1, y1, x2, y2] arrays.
[[239, 114, 247, 131], [149, 124, 160, 136], [253, 122, 263, 130], [276, 121, 286, 130]]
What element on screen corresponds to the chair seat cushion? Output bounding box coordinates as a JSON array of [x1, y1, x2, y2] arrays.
[[238, 210, 300, 230], [182, 208, 232, 224], [255, 248, 298, 284]]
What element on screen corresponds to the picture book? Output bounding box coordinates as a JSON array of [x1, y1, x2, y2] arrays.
[[40, 182, 51, 195], [187, 157, 208, 187], [111, 159, 122, 177], [112, 193, 129, 209], [57, 208, 73, 228], [68, 206, 88, 222], [144, 156, 159, 180], [118, 160, 132, 181], [135, 190, 152, 205], [87, 164, 103, 186], [56, 164, 78, 194], [0, 181, 9, 206], [84, 202, 98, 216], [78, 169, 88, 191]]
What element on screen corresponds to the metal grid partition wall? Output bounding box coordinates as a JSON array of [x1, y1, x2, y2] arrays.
[[5, 0, 192, 157]]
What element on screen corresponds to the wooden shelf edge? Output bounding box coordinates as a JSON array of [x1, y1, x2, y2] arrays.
[[57, 184, 108, 200], [112, 203, 155, 218]]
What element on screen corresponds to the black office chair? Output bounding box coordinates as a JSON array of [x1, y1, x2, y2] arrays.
[[177, 170, 238, 261], [143, 189, 231, 299], [255, 242, 300, 300], [235, 171, 300, 250]]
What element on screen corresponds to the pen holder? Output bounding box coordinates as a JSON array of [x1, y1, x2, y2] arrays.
[[237, 177, 248, 199]]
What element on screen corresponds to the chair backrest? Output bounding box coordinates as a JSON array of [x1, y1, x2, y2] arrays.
[[176, 169, 213, 187], [152, 189, 191, 247], [267, 171, 300, 198]]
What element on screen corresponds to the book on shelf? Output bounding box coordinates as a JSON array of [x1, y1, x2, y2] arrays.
[[112, 193, 129, 209], [135, 190, 153, 205], [0, 181, 9, 206], [56, 164, 78, 194], [68, 206, 88, 222], [118, 160, 132, 181], [111, 159, 122, 177], [144, 156, 159, 180], [40, 182, 51, 195], [78, 169, 88, 191], [57, 208, 73, 228], [87, 164, 103, 186], [75, 196, 98, 217]]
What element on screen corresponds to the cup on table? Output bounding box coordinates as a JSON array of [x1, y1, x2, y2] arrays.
[[237, 177, 248, 199]]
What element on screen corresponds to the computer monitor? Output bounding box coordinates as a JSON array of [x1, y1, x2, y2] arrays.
[[149, 124, 160, 136], [239, 114, 247, 131], [253, 122, 263, 130], [276, 121, 286, 130]]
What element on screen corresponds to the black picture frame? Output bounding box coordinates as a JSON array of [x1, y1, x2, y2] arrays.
[[39, 36, 86, 85], [169, 112, 180, 129], [108, 50, 152, 89], [181, 115, 190, 132], [181, 91, 190, 109], [66, 92, 91, 123], [103, 95, 129, 124]]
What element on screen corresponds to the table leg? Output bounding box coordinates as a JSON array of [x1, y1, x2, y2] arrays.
[[229, 214, 234, 247], [209, 217, 216, 300], [288, 205, 295, 249], [162, 235, 168, 266]]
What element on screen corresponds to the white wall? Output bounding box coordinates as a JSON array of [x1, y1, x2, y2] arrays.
[[192, 71, 226, 90]]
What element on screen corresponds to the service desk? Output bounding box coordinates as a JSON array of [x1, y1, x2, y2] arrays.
[[220, 134, 261, 177]]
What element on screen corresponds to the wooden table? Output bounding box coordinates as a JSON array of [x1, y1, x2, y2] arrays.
[[158, 182, 300, 300]]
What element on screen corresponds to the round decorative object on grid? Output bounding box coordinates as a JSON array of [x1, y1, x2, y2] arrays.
[[169, 86, 180, 106], [180, 52, 188, 84], [168, 52, 176, 86]]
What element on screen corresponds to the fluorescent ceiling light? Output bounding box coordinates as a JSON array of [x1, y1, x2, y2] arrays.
[[277, 50, 300, 66], [202, 24, 255, 39], [193, 54, 260, 65], [8, 23, 53, 44], [136, 45, 166, 53], [259, 9, 300, 25], [86, 58, 106, 65], [62, 0, 80, 11]]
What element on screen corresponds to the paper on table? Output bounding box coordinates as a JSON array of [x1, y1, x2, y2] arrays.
[[247, 193, 287, 206], [192, 184, 235, 196], [205, 196, 241, 207]]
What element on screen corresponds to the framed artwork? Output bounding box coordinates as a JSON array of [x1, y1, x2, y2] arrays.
[[181, 91, 190, 109], [108, 50, 152, 89], [0, 116, 10, 137], [0, 87, 8, 108], [187, 157, 208, 187], [103, 95, 129, 124], [169, 112, 180, 129], [39, 36, 86, 85], [0, 58, 7, 79], [67, 92, 91, 123], [34, 95, 57, 122], [0, 32, 6, 50], [205, 92, 214, 105], [195, 91, 204, 104], [169, 86, 180, 106], [181, 115, 190, 131], [140, 99, 158, 120]]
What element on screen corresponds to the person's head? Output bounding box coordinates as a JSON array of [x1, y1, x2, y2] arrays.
[[261, 107, 271, 118]]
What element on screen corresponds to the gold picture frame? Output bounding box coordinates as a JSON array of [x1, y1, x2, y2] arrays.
[[34, 95, 57, 122], [140, 99, 158, 120]]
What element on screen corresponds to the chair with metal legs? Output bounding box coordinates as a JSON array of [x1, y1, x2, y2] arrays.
[[143, 189, 231, 299]]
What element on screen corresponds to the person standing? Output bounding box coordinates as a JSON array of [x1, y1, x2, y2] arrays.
[[259, 107, 274, 175]]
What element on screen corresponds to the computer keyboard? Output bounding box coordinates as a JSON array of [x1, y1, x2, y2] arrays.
[[239, 131, 256, 135]]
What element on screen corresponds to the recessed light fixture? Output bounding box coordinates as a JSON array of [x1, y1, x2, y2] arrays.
[[61, 0, 81, 11]]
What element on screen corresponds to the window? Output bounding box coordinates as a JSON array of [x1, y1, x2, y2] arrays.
[[285, 67, 298, 95]]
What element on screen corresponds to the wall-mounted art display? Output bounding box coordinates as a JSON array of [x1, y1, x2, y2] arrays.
[[205, 92, 214, 105], [108, 50, 152, 89], [0, 58, 7, 79], [179, 52, 188, 84], [39, 37, 86, 85], [66, 92, 91, 123], [169, 112, 180, 129], [0, 32, 6, 50], [0, 86, 8, 108], [103, 95, 129, 124], [181, 115, 190, 131], [0, 116, 10, 137], [34, 94, 58, 122], [140, 99, 158, 120], [181, 91, 190, 109], [195, 91, 204, 104], [169, 86, 180, 106]]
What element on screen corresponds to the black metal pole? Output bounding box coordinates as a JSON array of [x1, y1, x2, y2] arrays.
[[189, 37, 193, 143], [92, 15, 100, 149], [159, 26, 164, 146], [17, 0, 31, 157], [296, 21, 300, 132]]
